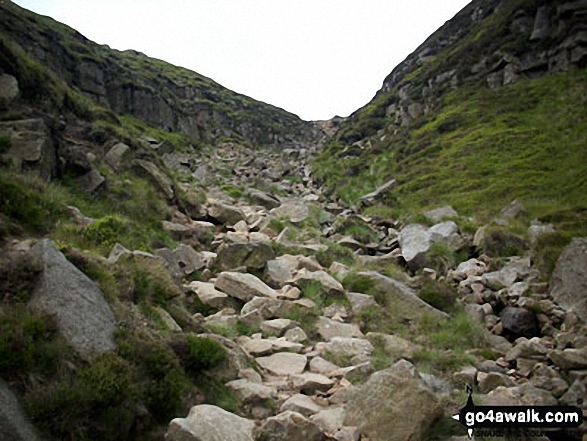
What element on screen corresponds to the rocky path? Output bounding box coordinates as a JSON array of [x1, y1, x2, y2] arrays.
[[149, 142, 587, 440]]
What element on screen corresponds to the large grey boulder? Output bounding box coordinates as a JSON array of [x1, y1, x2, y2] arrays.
[[0, 119, 56, 181], [215, 242, 274, 271], [270, 200, 311, 223], [398, 222, 465, 270], [281, 394, 325, 417], [0, 379, 47, 441], [245, 188, 281, 209], [132, 159, 174, 200], [165, 404, 255, 441], [256, 352, 307, 376], [186, 281, 228, 309], [104, 142, 131, 171], [344, 360, 443, 441], [225, 379, 277, 404], [357, 271, 448, 321], [0, 74, 19, 108], [549, 238, 587, 322], [315, 337, 374, 359], [424, 206, 458, 222], [30, 239, 116, 361], [255, 411, 327, 441], [294, 269, 346, 298], [315, 317, 364, 341], [215, 272, 276, 302], [499, 307, 539, 341], [208, 201, 246, 225]]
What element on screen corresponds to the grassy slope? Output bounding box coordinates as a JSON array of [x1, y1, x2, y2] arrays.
[[316, 68, 587, 215]]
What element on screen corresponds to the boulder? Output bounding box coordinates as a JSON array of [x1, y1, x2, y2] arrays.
[[284, 326, 308, 343], [174, 244, 206, 274], [256, 353, 307, 376], [216, 242, 274, 271], [240, 296, 293, 319], [104, 142, 131, 171], [344, 360, 443, 441], [357, 271, 448, 321], [290, 373, 335, 394], [215, 272, 276, 302], [315, 317, 364, 341], [310, 407, 346, 434], [266, 259, 295, 288], [238, 337, 274, 357], [75, 168, 105, 194], [424, 206, 458, 222], [294, 269, 346, 298], [165, 404, 255, 441], [398, 221, 464, 270], [316, 337, 374, 359], [29, 239, 116, 361], [245, 188, 281, 209], [549, 348, 587, 370], [186, 281, 228, 309], [208, 200, 246, 225], [346, 291, 377, 313], [0, 74, 19, 108], [260, 318, 297, 336], [310, 356, 341, 375], [0, 119, 56, 181], [451, 258, 487, 281], [270, 200, 311, 223], [499, 307, 539, 341], [366, 332, 420, 360], [225, 379, 277, 404], [0, 379, 47, 441], [132, 159, 174, 200], [549, 238, 587, 322], [255, 411, 327, 441], [280, 394, 325, 417]]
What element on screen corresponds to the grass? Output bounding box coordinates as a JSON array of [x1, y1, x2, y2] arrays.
[[314, 69, 587, 277]]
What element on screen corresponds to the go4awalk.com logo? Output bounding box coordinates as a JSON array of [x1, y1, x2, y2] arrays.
[[453, 386, 584, 439]]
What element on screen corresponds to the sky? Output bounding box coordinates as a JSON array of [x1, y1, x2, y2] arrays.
[[12, 0, 472, 121]]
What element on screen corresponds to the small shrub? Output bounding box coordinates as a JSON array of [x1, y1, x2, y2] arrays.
[[426, 242, 460, 274], [418, 280, 458, 313], [316, 242, 356, 268], [0, 306, 62, 374], [0, 172, 65, 234], [0, 134, 11, 154], [115, 328, 191, 422], [0, 250, 42, 303], [342, 272, 376, 294], [26, 353, 139, 441], [185, 335, 226, 372], [83, 215, 127, 250]]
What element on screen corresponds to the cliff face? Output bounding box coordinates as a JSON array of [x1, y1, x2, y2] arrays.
[[0, 1, 324, 148], [377, 0, 587, 129]]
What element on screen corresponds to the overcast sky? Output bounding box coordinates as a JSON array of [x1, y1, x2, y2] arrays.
[[13, 0, 471, 121]]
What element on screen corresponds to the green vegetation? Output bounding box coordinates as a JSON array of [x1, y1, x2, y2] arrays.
[[413, 312, 484, 375], [184, 335, 227, 371], [314, 69, 587, 275], [0, 306, 64, 374], [417, 280, 458, 313]]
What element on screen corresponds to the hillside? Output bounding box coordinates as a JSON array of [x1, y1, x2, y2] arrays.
[[314, 0, 587, 266], [0, 1, 324, 148], [1, 1, 587, 441]]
